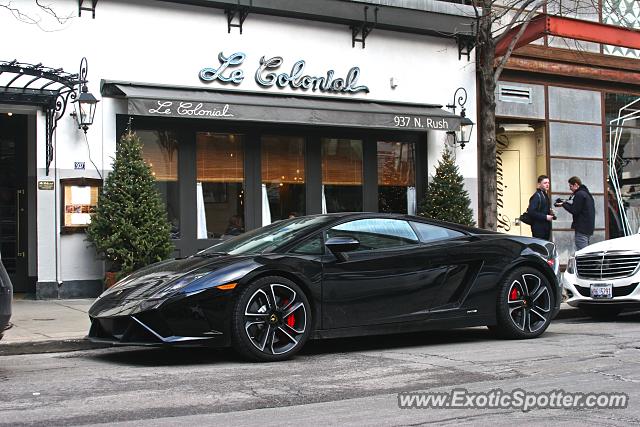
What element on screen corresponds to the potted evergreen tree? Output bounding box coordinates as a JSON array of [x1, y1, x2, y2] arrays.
[[87, 130, 173, 287], [418, 148, 475, 226]]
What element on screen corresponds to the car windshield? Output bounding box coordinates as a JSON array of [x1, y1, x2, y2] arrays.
[[198, 215, 335, 256]]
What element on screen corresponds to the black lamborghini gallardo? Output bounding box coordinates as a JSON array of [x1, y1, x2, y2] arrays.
[[88, 213, 561, 361]]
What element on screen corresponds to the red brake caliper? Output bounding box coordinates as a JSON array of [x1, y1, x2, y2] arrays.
[[286, 313, 296, 328], [282, 299, 296, 327], [509, 288, 518, 301]]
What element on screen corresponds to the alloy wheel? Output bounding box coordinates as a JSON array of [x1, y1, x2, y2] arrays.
[[243, 283, 307, 355], [507, 273, 551, 333]]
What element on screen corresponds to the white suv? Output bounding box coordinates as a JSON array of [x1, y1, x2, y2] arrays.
[[562, 234, 640, 319]]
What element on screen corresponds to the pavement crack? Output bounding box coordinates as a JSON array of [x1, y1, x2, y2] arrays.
[[591, 369, 640, 383]]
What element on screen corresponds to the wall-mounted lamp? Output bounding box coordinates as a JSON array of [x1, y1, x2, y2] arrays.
[[70, 57, 99, 133], [446, 87, 474, 149]]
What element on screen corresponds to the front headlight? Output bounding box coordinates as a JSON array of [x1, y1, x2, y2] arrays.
[[566, 257, 576, 275], [149, 272, 207, 300]]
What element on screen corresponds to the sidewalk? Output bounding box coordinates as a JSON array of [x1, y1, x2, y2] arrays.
[[0, 297, 584, 356], [0, 297, 106, 356]]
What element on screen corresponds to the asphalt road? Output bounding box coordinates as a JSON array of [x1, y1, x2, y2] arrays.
[[2, 313, 640, 426]]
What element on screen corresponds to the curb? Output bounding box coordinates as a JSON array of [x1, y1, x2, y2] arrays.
[[0, 338, 110, 356]]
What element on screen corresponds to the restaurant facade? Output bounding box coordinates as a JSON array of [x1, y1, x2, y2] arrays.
[[0, 0, 477, 297]]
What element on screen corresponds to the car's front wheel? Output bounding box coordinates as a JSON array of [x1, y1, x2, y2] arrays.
[[491, 267, 554, 339], [231, 276, 311, 362]]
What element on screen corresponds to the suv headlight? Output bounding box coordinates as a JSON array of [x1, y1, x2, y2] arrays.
[[566, 257, 576, 275]]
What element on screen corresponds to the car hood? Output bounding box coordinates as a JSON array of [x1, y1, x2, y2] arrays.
[[576, 234, 640, 256]]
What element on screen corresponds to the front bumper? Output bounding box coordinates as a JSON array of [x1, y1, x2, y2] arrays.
[[561, 270, 640, 308], [88, 290, 232, 348]]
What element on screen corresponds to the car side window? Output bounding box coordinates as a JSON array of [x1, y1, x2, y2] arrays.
[[326, 218, 419, 251], [410, 221, 465, 243], [290, 234, 324, 255]]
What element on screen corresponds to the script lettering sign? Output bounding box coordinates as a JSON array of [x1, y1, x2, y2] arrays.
[[199, 51, 369, 94]]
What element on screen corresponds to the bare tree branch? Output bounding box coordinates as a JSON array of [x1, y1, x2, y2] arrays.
[[0, 1, 41, 25], [0, 0, 74, 30], [494, 5, 542, 81], [35, 0, 73, 25], [494, 0, 545, 46]]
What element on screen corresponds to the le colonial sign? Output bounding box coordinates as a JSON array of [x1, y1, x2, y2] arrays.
[[199, 51, 370, 94], [121, 51, 460, 131]]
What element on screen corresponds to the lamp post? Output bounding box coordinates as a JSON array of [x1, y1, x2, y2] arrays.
[[446, 87, 474, 149], [71, 57, 99, 133]]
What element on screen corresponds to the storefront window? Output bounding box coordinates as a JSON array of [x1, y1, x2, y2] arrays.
[[321, 138, 363, 212], [262, 136, 305, 224], [138, 130, 180, 238], [605, 93, 640, 237], [197, 133, 245, 239], [377, 141, 416, 214]]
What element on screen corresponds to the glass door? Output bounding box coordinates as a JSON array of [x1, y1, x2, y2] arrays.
[[196, 132, 245, 239], [261, 135, 306, 224], [0, 113, 28, 291], [377, 141, 416, 214], [321, 138, 363, 212]]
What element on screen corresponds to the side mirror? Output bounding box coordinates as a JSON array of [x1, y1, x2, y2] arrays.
[[325, 236, 360, 255]]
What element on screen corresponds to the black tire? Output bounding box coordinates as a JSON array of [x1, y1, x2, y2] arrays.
[[580, 305, 622, 320], [491, 267, 554, 339], [231, 276, 312, 362]]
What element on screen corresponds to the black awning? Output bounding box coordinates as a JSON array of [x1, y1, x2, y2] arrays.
[[103, 82, 461, 132]]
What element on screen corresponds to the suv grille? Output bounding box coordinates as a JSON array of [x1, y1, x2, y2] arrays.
[[576, 252, 640, 280]]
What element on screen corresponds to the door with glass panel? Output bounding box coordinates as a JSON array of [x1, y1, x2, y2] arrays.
[[377, 141, 416, 214], [321, 138, 363, 213], [138, 130, 180, 239], [0, 113, 28, 291], [196, 133, 245, 239], [261, 135, 305, 224]]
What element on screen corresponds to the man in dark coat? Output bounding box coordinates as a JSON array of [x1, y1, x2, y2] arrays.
[[555, 176, 595, 251], [527, 175, 554, 240]]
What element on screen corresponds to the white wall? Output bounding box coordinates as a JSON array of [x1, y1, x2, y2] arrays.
[[1, 0, 477, 282]]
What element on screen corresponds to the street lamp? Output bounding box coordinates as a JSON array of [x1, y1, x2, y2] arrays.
[[71, 57, 99, 133], [446, 87, 474, 149]]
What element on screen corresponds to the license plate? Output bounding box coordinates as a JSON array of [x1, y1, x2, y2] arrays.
[[590, 283, 613, 299]]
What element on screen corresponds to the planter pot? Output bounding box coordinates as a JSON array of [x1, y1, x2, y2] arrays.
[[104, 271, 120, 289]]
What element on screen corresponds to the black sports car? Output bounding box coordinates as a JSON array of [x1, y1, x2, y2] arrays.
[[88, 213, 561, 361]]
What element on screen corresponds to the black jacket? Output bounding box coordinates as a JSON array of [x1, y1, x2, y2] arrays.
[[527, 189, 551, 239], [561, 185, 595, 236]]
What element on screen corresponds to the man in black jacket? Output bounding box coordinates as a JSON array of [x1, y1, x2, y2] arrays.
[[555, 176, 595, 251], [527, 175, 554, 240]]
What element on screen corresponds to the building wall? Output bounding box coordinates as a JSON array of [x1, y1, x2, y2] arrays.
[[496, 81, 607, 264], [0, 0, 477, 293]]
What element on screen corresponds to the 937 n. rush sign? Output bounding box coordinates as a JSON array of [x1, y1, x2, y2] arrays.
[[199, 52, 370, 94]]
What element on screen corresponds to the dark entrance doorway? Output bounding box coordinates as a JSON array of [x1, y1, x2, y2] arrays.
[[0, 113, 29, 292]]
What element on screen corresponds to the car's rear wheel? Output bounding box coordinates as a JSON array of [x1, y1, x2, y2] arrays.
[[231, 276, 311, 362], [491, 267, 554, 339], [580, 305, 622, 320]]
